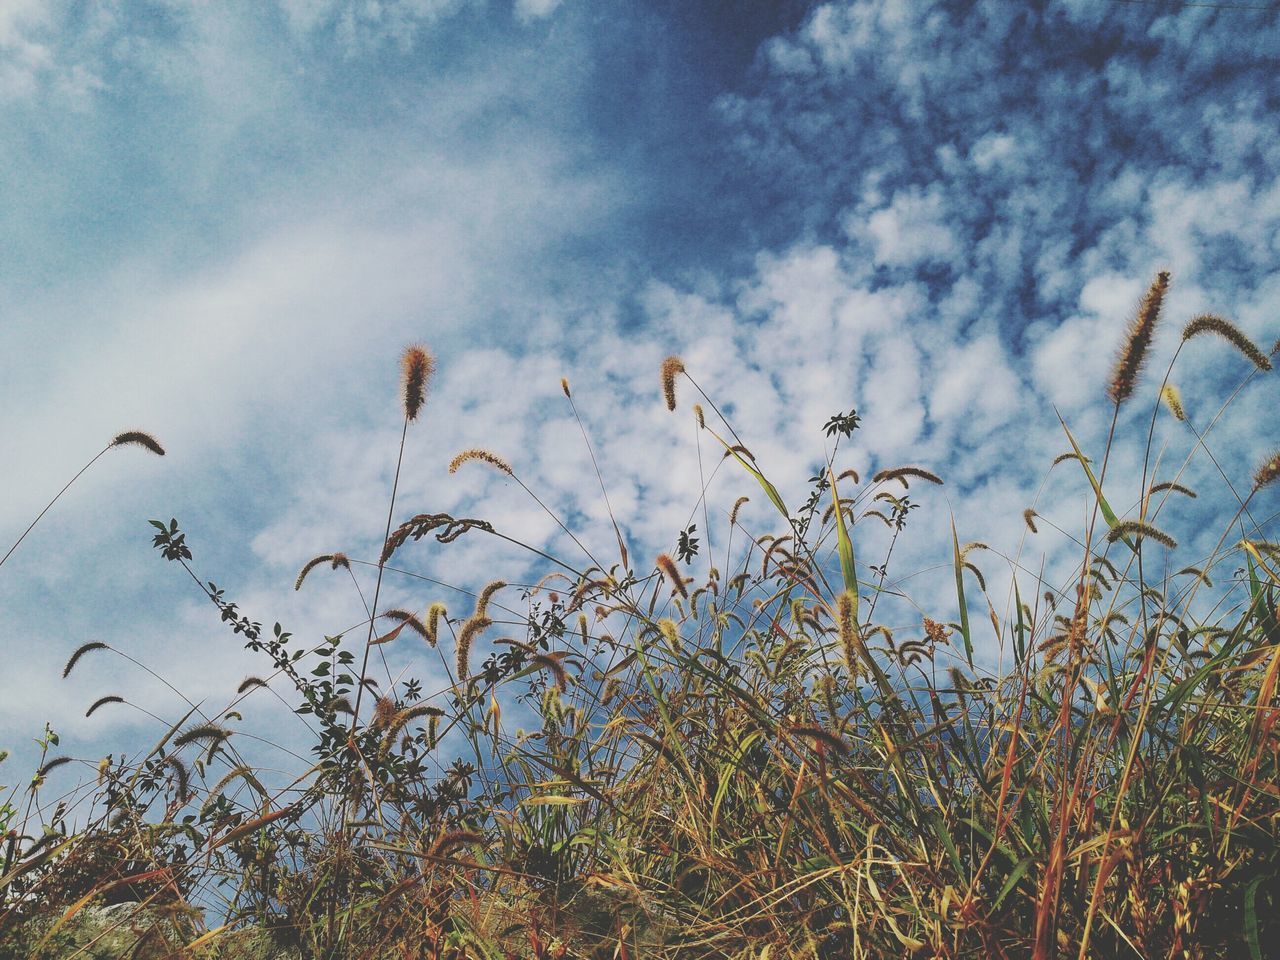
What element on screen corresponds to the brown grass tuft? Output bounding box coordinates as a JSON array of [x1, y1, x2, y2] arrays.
[[85, 695, 124, 718], [1109, 269, 1170, 404], [474, 580, 507, 616], [382, 609, 429, 641], [456, 615, 493, 680], [63, 641, 108, 679], [661, 355, 685, 411], [656, 553, 688, 598], [448, 448, 512, 475], [1107, 519, 1177, 549], [401, 345, 435, 422], [872, 466, 943, 486], [1182, 314, 1273, 371], [1254, 450, 1280, 490], [110, 431, 165, 456], [1160, 384, 1186, 421], [837, 590, 860, 678]]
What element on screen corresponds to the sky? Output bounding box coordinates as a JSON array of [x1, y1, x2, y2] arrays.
[[2, 0, 1279, 786]]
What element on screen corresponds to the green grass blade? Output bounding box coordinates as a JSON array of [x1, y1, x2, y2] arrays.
[[828, 466, 857, 598], [1057, 413, 1136, 552], [705, 425, 789, 519], [952, 518, 974, 667], [1245, 876, 1264, 960], [993, 856, 1034, 909]]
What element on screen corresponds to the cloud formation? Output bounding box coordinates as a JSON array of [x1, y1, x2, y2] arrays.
[[3, 0, 1278, 786]]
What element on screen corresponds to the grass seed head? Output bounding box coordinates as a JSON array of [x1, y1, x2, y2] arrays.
[[449, 448, 512, 475], [1182, 314, 1273, 371], [1109, 270, 1170, 405], [401, 344, 435, 422], [1161, 383, 1186, 421], [656, 553, 688, 597], [661, 355, 685, 411], [110, 430, 165, 456], [1254, 450, 1280, 490]]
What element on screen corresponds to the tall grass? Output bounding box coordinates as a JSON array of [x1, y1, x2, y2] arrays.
[[2, 272, 1278, 958]]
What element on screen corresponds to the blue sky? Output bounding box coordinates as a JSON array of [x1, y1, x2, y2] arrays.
[[3, 0, 1279, 782]]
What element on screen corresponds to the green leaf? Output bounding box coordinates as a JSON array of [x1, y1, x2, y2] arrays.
[[1245, 876, 1264, 960], [927, 809, 964, 876], [828, 467, 858, 599], [952, 518, 974, 667], [706, 427, 789, 519], [993, 856, 1034, 909], [1057, 413, 1135, 552], [1013, 577, 1027, 668]]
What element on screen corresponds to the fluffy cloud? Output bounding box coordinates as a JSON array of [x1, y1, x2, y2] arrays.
[[3, 0, 1278, 789]]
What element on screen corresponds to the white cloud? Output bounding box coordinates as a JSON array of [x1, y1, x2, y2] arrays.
[[854, 185, 961, 269], [514, 0, 565, 23]]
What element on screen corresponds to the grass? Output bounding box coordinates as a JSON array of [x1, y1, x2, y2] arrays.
[[2, 273, 1279, 958]]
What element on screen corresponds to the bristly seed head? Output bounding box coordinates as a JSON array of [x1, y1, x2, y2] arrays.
[[561, 377, 571, 398], [474, 580, 507, 617], [401, 345, 435, 422], [448, 448, 512, 475], [1023, 509, 1039, 534], [661, 355, 685, 411], [1109, 270, 1170, 405], [1107, 519, 1177, 549], [1254, 450, 1280, 490], [837, 590, 861, 679], [372, 695, 397, 729], [1160, 384, 1186, 421], [656, 553, 688, 598], [111, 431, 165, 456], [456, 614, 492, 680], [872, 466, 943, 486], [1181, 314, 1273, 372]]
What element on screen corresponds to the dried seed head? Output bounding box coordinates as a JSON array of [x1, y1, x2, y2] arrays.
[[692, 404, 705, 428], [561, 377, 571, 398], [1161, 384, 1186, 421], [1182, 314, 1273, 372], [657, 618, 680, 655], [1023, 509, 1039, 534], [661, 355, 685, 411], [530, 653, 569, 689], [1109, 270, 1170, 405], [872, 466, 943, 486], [425, 602, 447, 647], [1254, 450, 1280, 490], [85, 695, 124, 718], [401, 345, 435, 422], [372, 695, 397, 729], [456, 615, 492, 680], [837, 590, 861, 679], [448, 448, 512, 475], [787, 724, 850, 757], [382, 609, 429, 641], [110, 431, 165, 456], [656, 553, 688, 598], [295, 554, 335, 591], [64, 641, 109, 679], [1107, 519, 1177, 549], [1149, 481, 1196, 499], [474, 580, 507, 617]]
